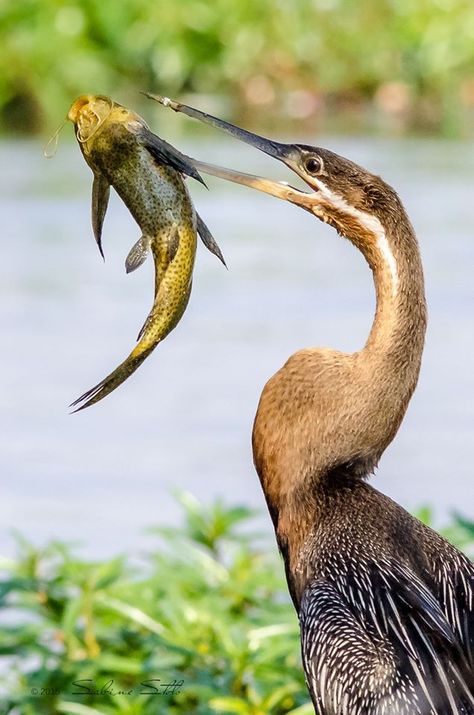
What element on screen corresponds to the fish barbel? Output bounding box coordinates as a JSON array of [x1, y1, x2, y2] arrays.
[[67, 94, 225, 411]]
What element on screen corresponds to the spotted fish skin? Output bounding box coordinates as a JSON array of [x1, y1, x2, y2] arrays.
[[67, 95, 209, 410]]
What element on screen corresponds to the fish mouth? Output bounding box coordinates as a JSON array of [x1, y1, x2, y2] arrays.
[[67, 95, 115, 143], [144, 93, 320, 211]]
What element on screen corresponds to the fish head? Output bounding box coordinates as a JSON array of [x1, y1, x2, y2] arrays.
[[68, 95, 144, 152], [68, 94, 207, 185], [68, 95, 113, 143]]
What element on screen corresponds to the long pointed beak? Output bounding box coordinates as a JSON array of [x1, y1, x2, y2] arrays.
[[189, 159, 315, 210], [144, 93, 321, 208], [144, 92, 293, 162]]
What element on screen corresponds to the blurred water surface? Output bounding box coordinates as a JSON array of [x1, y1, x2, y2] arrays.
[[1, 134, 473, 557]]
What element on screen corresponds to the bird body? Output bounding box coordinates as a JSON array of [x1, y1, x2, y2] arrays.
[[246, 163, 473, 713], [298, 487, 473, 714], [152, 96, 474, 713]]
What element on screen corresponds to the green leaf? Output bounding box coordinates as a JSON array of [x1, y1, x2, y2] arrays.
[[93, 558, 125, 590], [452, 513, 474, 537], [285, 704, 315, 715], [209, 696, 250, 713], [95, 653, 143, 675], [414, 506, 433, 525], [262, 682, 301, 709], [57, 702, 108, 715], [61, 595, 83, 637], [247, 623, 299, 650], [94, 594, 164, 635]]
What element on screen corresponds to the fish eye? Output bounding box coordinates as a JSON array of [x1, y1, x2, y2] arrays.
[[303, 155, 322, 176]]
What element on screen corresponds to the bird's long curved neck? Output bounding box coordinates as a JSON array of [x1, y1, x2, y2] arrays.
[[312, 197, 428, 480], [354, 206, 427, 402], [254, 198, 427, 602]]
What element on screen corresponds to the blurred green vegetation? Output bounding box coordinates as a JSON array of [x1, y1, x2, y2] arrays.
[[1, 0, 474, 136], [1, 495, 473, 714]]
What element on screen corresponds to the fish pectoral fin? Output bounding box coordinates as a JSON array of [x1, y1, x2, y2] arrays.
[[91, 174, 110, 259], [125, 235, 151, 273], [197, 213, 227, 267], [137, 125, 207, 187]]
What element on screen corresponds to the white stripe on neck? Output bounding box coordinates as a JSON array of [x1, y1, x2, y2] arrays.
[[315, 183, 399, 297]]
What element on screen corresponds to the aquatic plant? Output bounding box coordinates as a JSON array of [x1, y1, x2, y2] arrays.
[[0, 495, 472, 714]]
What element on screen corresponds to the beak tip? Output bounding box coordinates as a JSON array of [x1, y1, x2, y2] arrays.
[[143, 92, 180, 112], [193, 171, 207, 188]]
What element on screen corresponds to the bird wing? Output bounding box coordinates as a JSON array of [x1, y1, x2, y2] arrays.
[[432, 548, 474, 671], [300, 560, 474, 715]]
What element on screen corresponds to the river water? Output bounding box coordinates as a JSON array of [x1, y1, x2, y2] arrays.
[[1, 134, 473, 558]]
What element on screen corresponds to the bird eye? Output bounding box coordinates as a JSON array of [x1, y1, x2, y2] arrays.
[[303, 156, 322, 175]]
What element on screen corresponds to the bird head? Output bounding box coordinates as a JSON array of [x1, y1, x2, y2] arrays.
[[146, 95, 401, 237]]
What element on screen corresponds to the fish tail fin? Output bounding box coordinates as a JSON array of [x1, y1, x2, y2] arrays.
[[70, 343, 153, 412]]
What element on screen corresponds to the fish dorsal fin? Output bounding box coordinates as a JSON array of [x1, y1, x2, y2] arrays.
[[91, 174, 110, 259], [125, 235, 151, 273], [136, 125, 207, 186], [196, 213, 226, 267]]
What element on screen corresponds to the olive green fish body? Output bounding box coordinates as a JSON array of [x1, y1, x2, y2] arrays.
[[68, 95, 201, 410]]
